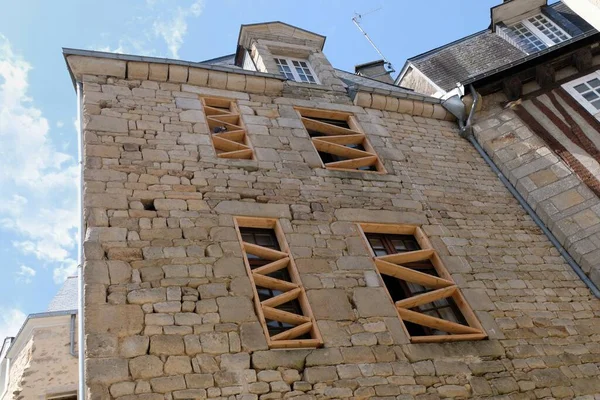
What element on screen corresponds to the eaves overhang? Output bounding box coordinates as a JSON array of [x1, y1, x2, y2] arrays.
[[462, 30, 599, 89]]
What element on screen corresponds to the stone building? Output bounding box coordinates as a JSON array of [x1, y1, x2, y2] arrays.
[[0, 277, 78, 399], [62, 7, 600, 400], [397, 0, 600, 290]]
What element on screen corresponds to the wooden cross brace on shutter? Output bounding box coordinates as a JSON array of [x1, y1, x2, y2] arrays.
[[360, 223, 487, 343], [202, 97, 254, 160], [295, 107, 385, 173], [234, 217, 322, 349]]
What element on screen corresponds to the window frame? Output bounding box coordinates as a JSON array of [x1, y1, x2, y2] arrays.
[[295, 107, 386, 174], [508, 13, 570, 53], [358, 223, 487, 343], [200, 97, 255, 160], [562, 70, 600, 120], [273, 57, 320, 84], [233, 216, 322, 349]]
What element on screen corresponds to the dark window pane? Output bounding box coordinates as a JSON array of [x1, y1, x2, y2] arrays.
[[574, 83, 588, 93]]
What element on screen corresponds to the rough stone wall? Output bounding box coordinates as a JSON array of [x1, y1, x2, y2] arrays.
[[81, 71, 600, 400], [4, 322, 78, 399], [473, 89, 600, 288]]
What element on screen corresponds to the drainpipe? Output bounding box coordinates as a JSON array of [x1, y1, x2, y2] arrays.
[[69, 313, 76, 357], [76, 81, 86, 399], [443, 85, 600, 299]]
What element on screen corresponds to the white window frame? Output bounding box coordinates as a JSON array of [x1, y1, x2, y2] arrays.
[[273, 57, 320, 84], [520, 14, 570, 47], [563, 70, 600, 120]]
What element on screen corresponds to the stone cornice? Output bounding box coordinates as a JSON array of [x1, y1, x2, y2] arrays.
[[353, 89, 455, 121]]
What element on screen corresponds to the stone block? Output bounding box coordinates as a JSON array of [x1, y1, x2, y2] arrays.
[[180, 110, 205, 123], [67, 55, 126, 79], [84, 194, 128, 210], [334, 208, 427, 225], [208, 70, 228, 89], [353, 287, 397, 317], [165, 356, 192, 374], [86, 304, 144, 337], [240, 322, 269, 352], [86, 115, 128, 132], [214, 201, 291, 218], [217, 296, 256, 322], [142, 149, 169, 161], [252, 350, 310, 370], [213, 256, 246, 277], [169, 65, 188, 83], [175, 97, 202, 110], [87, 357, 129, 384], [120, 335, 149, 358], [220, 353, 251, 370], [185, 373, 214, 389], [86, 144, 120, 158], [303, 366, 338, 383], [130, 355, 164, 379], [150, 335, 185, 355], [150, 375, 186, 393], [199, 331, 229, 354], [188, 68, 209, 86], [149, 63, 168, 81], [307, 289, 354, 321], [127, 288, 166, 304], [128, 61, 149, 80]]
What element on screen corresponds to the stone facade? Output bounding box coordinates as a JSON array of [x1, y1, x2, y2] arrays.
[[67, 22, 600, 400], [1, 317, 78, 399]]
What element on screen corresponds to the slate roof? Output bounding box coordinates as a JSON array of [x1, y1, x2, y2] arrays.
[[401, 1, 596, 92], [47, 276, 78, 312]]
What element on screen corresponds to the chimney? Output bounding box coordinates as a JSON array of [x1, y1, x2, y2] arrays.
[[354, 60, 394, 84]]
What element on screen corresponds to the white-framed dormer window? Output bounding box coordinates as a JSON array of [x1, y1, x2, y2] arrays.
[[563, 70, 600, 121], [508, 14, 570, 54], [273, 57, 320, 84]]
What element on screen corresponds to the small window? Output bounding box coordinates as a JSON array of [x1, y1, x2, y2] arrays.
[[201, 97, 254, 160], [359, 223, 486, 343], [563, 70, 600, 121], [274, 57, 319, 84], [234, 217, 322, 349], [295, 107, 386, 173], [507, 14, 570, 54]]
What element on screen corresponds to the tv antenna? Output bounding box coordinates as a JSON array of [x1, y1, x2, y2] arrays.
[[352, 7, 395, 74]]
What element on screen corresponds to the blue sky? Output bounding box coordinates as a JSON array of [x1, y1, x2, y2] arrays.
[[0, 0, 499, 337]]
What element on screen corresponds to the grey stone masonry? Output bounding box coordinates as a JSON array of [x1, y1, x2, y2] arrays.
[[71, 52, 600, 399]]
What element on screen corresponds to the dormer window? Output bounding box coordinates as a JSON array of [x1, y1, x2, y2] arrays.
[[274, 57, 319, 84], [508, 14, 570, 54]]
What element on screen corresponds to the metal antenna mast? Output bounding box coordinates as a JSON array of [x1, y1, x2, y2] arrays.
[[352, 8, 395, 74]]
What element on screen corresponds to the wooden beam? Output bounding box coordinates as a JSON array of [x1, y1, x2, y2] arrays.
[[397, 307, 482, 335], [235, 217, 276, 229], [268, 338, 321, 349], [502, 76, 522, 102], [203, 105, 232, 115], [572, 47, 592, 72], [261, 287, 301, 308], [203, 97, 233, 109], [410, 333, 487, 343], [212, 136, 249, 152], [535, 63, 555, 88], [243, 242, 288, 261], [213, 130, 246, 142], [301, 117, 360, 136], [325, 155, 378, 170], [252, 273, 298, 292], [262, 305, 310, 325], [252, 257, 290, 276], [270, 321, 313, 341], [208, 114, 240, 125], [395, 286, 457, 309], [377, 249, 435, 265], [360, 223, 416, 235], [218, 149, 253, 159], [375, 259, 454, 289], [312, 139, 372, 159], [312, 134, 365, 145], [207, 118, 243, 132], [294, 106, 352, 121]]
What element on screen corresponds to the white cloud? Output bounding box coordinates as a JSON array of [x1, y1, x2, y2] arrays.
[[0, 308, 26, 340], [56, 120, 64, 128], [16, 265, 36, 284], [0, 34, 78, 283], [153, 0, 204, 58], [53, 260, 78, 284]]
